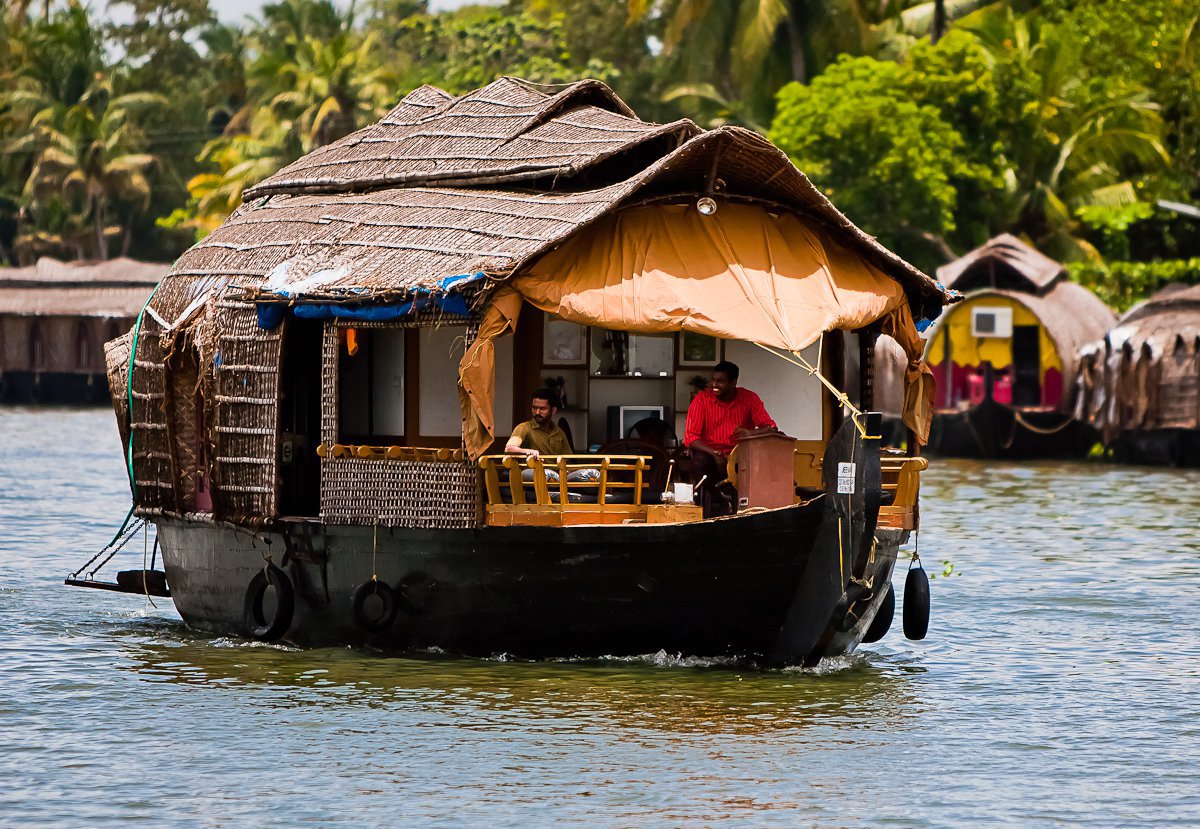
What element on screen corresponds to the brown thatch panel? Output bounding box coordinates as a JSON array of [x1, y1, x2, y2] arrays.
[[243, 78, 662, 198], [936, 234, 1065, 294], [0, 256, 168, 287], [1077, 284, 1200, 437], [162, 126, 945, 319], [0, 287, 152, 317]]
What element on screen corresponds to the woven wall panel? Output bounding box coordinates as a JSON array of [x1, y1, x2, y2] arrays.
[[320, 458, 480, 528], [212, 298, 283, 521], [128, 316, 174, 509]]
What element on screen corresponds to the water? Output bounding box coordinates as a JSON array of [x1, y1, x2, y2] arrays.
[[1, 408, 1198, 827]]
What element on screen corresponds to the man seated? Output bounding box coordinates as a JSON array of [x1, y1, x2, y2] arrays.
[[506, 389, 599, 487], [684, 360, 778, 514]]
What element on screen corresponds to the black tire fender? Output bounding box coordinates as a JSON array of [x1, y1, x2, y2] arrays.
[[243, 563, 295, 641], [351, 579, 399, 633], [903, 565, 930, 641], [862, 583, 895, 644]]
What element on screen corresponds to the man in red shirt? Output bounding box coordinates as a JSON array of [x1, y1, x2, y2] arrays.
[[685, 360, 778, 514]]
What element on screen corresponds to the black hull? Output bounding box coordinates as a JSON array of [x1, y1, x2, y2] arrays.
[[136, 417, 904, 667], [928, 398, 1097, 459], [155, 508, 905, 666], [1110, 428, 1200, 468], [0, 371, 110, 406]]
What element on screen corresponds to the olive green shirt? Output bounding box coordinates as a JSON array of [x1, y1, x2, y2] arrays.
[[509, 420, 572, 455]]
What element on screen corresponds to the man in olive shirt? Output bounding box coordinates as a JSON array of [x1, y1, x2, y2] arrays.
[[506, 389, 572, 459]]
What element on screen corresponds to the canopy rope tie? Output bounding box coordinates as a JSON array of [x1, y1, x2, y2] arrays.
[[752, 342, 877, 440]]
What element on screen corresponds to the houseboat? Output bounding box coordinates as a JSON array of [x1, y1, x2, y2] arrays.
[[923, 234, 1115, 458], [74, 78, 952, 666], [1075, 283, 1200, 466], [0, 257, 165, 404]]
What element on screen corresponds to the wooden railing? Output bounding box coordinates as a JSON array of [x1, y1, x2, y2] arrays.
[[317, 444, 466, 462], [878, 455, 928, 529], [478, 454, 649, 506]]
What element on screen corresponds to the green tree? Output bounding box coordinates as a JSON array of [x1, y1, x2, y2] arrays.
[[770, 51, 1000, 269]]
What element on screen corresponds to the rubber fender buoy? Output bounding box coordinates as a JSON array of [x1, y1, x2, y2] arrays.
[[903, 565, 930, 641], [243, 563, 295, 641], [351, 579, 399, 633], [397, 572, 437, 616], [862, 583, 895, 644]]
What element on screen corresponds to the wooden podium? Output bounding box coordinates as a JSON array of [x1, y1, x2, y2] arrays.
[[733, 432, 796, 511]]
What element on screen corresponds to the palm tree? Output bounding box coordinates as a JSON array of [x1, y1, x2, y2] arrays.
[[6, 78, 167, 259], [631, 0, 999, 129], [962, 7, 1171, 259]]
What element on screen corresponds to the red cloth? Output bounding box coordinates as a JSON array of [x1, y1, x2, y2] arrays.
[[684, 387, 777, 455]]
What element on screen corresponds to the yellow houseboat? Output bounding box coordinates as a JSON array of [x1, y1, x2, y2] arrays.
[[923, 234, 1114, 458]]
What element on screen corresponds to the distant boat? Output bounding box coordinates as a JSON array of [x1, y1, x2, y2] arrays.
[[0, 257, 166, 404], [922, 234, 1115, 458], [72, 78, 954, 666], [1075, 283, 1200, 467]]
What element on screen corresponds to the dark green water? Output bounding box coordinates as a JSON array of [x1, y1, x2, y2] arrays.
[[2, 408, 1198, 827]]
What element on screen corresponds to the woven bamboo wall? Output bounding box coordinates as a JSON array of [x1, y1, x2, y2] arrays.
[[127, 317, 174, 509], [319, 319, 481, 528], [211, 297, 284, 521], [321, 457, 480, 528]]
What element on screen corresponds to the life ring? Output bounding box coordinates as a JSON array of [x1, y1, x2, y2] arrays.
[[397, 571, 437, 616], [903, 564, 930, 641], [351, 579, 399, 632], [862, 583, 895, 644], [243, 563, 295, 641]]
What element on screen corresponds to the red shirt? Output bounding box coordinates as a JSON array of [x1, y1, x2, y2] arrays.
[[685, 387, 777, 455]]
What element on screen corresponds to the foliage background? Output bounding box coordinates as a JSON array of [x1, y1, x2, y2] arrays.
[[1, 0, 1197, 305]]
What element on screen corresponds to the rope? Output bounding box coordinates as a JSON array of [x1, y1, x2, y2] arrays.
[[371, 522, 379, 583], [141, 522, 158, 610], [752, 341, 872, 439], [1012, 410, 1078, 436]]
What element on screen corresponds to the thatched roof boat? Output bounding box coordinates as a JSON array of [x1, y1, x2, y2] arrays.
[[922, 234, 1115, 458], [1074, 283, 1200, 465], [0, 257, 166, 404], [85, 78, 954, 666]]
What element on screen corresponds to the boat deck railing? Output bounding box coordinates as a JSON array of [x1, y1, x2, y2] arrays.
[[476, 454, 693, 527], [317, 444, 467, 462]]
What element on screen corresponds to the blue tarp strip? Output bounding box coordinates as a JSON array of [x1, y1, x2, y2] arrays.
[[255, 272, 482, 328]]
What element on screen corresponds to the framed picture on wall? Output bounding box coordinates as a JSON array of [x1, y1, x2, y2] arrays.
[[678, 331, 721, 367], [543, 317, 587, 366]]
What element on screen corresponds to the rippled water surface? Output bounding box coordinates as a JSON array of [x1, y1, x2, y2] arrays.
[[2, 408, 1198, 827]]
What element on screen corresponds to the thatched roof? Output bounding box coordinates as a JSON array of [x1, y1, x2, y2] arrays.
[[0, 257, 166, 317], [151, 77, 950, 324], [1103, 283, 1200, 357], [936, 234, 1065, 294]]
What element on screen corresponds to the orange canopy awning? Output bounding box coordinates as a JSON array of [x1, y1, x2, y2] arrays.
[[459, 201, 933, 457]]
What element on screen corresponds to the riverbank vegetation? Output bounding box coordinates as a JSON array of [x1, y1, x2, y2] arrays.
[[1, 0, 1197, 304]]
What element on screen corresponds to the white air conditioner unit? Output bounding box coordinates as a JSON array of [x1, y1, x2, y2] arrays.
[[971, 306, 1013, 338]]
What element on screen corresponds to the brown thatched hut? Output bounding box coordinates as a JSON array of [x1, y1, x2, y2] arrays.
[[1075, 283, 1200, 466], [90, 78, 954, 663], [920, 234, 1115, 457], [0, 257, 166, 403]]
